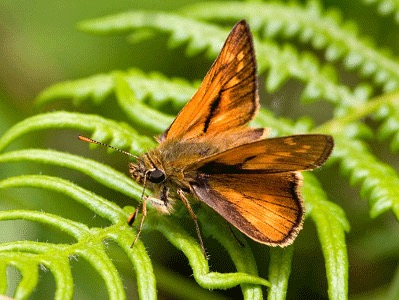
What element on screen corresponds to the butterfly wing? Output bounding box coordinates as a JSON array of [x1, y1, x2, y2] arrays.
[[189, 134, 333, 245], [189, 134, 334, 173], [192, 172, 303, 245], [160, 20, 259, 142]]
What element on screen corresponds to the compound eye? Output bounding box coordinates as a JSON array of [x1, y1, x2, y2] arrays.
[[147, 169, 166, 183]]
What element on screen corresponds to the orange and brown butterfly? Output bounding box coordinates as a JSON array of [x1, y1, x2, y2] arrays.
[[79, 20, 333, 257]]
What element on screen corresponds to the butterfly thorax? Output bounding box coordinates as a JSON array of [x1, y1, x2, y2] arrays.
[[129, 139, 219, 195]]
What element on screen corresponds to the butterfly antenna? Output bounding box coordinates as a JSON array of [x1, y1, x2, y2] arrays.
[[78, 135, 138, 159]]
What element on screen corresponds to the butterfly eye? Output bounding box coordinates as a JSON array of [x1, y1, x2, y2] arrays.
[[147, 169, 166, 184]]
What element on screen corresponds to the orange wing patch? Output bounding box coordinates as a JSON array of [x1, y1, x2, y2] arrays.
[[189, 134, 333, 173], [192, 172, 304, 245], [160, 20, 259, 142]]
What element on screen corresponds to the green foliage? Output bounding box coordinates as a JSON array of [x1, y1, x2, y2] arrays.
[[363, 0, 399, 20], [1, 1, 399, 299]]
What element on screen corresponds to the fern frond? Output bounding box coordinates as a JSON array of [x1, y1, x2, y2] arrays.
[[197, 207, 266, 298], [333, 135, 399, 219], [35, 70, 202, 134], [77, 10, 365, 109], [317, 89, 399, 133], [0, 111, 154, 154], [0, 173, 268, 298], [1, 175, 124, 222], [152, 264, 232, 300], [0, 175, 156, 299], [267, 246, 294, 300], [375, 102, 399, 151], [184, 1, 399, 92], [255, 108, 315, 136], [256, 43, 367, 108], [78, 11, 229, 58], [122, 69, 198, 112], [36, 68, 197, 114], [114, 74, 173, 133], [303, 173, 349, 300], [0, 149, 143, 199], [146, 212, 269, 291], [35, 73, 114, 107]]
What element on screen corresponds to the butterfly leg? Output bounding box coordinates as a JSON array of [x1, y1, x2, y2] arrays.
[[130, 198, 147, 248], [129, 185, 170, 249], [177, 189, 207, 259]]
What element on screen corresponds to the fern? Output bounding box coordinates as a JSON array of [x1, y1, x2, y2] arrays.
[[77, 9, 366, 109], [183, 1, 399, 91], [1, 1, 399, 299]]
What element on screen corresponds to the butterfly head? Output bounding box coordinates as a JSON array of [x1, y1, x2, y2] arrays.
[[129, 154, 166, 186]]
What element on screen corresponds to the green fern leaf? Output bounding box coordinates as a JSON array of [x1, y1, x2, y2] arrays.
[[267, 246, 294, 300], [36, 68, 197, 114], [303, 173, 349, 300], [0, 111, 154, 154], [183, 1, 399, 92], [334, 136, 399, 219], [77, 10, 364, 109], [0, 175, 156, 299]]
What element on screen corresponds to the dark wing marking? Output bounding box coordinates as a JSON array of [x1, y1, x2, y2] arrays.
[[160, 20, 259, 142]]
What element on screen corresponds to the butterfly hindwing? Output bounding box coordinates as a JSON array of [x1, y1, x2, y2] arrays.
[[192, 172, 304, 245], [187, 134, 333, 246], [160, 20, 259, 142]]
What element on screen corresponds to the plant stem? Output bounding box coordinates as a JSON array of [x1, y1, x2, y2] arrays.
[[315, 90, 399, 134]]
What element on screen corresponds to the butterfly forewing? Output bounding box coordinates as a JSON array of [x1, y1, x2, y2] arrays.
[[192, 172, 303, 245], [161, 20, 259, 142]]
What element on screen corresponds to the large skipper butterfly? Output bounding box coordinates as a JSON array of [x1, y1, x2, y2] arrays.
[[79, 20, 333, 257]]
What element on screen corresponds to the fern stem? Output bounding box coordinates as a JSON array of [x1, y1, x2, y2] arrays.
[[315, 90, 399, 134], [110, 229, 157, 300], [267, 247, 294, 300], [303, 174, 349, 300], [153, 264, 229, 300], [0, 175, 124, 223], [0, 149, 144, 200], [0, 210, 89, 240], [198, 207, 266, 299]]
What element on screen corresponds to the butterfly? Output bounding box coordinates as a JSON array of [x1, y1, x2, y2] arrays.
[[79, 19, 333, 257]]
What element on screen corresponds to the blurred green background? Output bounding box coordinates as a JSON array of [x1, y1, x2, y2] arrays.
[[1, 0, 399, 299], [0, 0, 210, 118]]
